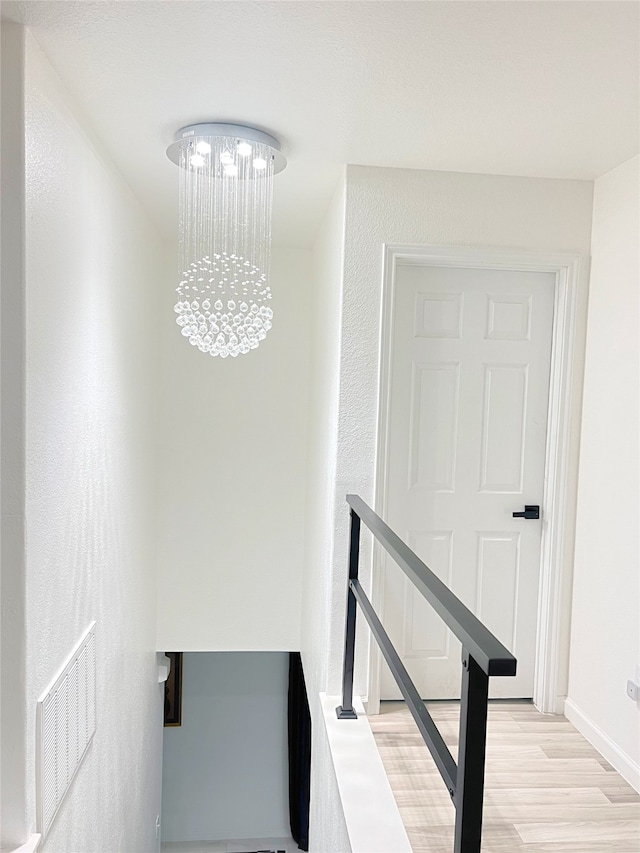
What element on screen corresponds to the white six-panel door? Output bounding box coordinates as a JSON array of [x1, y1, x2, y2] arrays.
[[380, 263, 554, 699]]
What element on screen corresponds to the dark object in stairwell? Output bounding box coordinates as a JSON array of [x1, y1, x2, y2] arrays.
[[164, 651, 183, 726], [288, 652, 311, 851]]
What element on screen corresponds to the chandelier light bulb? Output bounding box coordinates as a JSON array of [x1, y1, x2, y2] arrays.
[[167, 123, 286, 358]]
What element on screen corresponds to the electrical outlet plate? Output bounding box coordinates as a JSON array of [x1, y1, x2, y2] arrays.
[[627, 680, 639, 702]]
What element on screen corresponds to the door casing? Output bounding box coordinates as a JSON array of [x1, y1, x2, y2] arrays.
[[368, 245, 586, 716]]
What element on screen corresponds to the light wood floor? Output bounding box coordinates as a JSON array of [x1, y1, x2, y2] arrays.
[[369, 700, 640, 852]]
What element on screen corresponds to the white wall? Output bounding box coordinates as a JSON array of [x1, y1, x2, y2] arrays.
[[161, 652, 290, 842], [302, 178, 351, 853], [324, 165, 594, 700], [0, 19, 28, 849], [567, 155, 640, 789], [156, 248, 311, 653], [22, 31, 164, 850]]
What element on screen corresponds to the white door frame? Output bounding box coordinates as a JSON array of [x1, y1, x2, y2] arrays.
[[368, 244, 585, 716]]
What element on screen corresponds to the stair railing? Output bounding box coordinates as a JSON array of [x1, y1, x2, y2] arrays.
[[336, 494, 517, 853]]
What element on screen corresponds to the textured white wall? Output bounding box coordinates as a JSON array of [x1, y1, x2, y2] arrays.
[[161, 652, 290, 842], [23, 32, 164, 850], [327, 165, 594, 699], [568, 155, 640, 788], [303, 178, 351, 853], [1, 20, 28, 849], [156, 248, 311, 652]]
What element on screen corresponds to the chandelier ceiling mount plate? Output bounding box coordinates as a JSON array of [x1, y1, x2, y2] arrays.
[[166, 123, 287, 173]]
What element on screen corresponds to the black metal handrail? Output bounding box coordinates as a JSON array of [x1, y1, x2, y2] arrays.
[[336, 494, 517, 853]]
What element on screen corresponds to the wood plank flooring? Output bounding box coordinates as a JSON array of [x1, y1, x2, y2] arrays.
[[369, 701, 640, 852]]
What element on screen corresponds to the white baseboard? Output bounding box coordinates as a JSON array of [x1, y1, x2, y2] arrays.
[[3, 834, 41, 853], [564, 698, 640, 792]]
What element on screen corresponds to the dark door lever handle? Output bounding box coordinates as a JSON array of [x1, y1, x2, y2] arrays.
[[513, 505, 540, 520]]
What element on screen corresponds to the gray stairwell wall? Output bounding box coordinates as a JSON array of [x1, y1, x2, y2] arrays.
[[161, 652, 291, 843]]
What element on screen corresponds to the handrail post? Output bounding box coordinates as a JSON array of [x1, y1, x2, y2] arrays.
[[336, 508, 360, 719], [453, 651, 489, 853]]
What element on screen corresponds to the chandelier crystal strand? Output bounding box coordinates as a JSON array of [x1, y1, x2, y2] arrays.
[[172, 131, 277, 357]]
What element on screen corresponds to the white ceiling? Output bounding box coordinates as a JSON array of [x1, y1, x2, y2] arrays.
[[5, 1, 639, 247]]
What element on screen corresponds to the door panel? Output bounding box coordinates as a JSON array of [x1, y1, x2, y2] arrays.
[[409, 362, 459, 491], [403, 530, 453, 659], [380, 264, 554, 700], [479, 364, 528, 492]]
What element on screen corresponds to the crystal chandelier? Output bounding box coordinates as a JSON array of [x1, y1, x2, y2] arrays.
[[166, 123, 286, 358]]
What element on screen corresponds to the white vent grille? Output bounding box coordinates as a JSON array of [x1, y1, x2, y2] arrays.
[[36, 622, 96, 839]]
